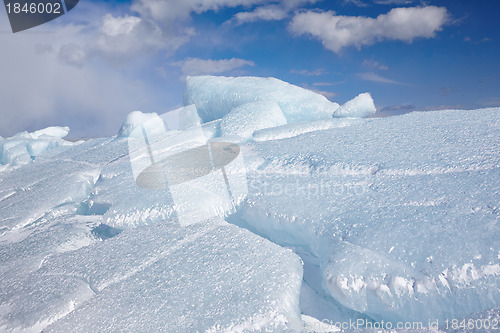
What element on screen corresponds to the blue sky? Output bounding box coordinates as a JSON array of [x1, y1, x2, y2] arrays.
[[0, 0, 499, 137]]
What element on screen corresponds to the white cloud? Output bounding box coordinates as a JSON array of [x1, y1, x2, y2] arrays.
[[92, 14, 178, 59], [232, 5, 288, 24], [131, 0, 267, 23], [289, 6, 449, 53], [356, 72, 407, 85], [173, 58, 255, 78], [228, 0, 318, 25], [91, 0, 268, 59]]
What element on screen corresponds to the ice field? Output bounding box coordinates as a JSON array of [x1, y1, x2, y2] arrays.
[[0, 76, 499, 332]]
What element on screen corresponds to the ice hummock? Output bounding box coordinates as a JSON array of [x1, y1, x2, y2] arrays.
[[184, 75, 340, 123]]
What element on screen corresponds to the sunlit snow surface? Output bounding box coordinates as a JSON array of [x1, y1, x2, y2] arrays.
[[0, 76, 499, 332]]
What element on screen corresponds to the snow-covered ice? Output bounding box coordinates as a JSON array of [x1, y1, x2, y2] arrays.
[[0, 76, 498, 332]]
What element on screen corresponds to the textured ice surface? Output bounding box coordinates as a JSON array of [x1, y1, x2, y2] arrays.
[[253, 118, 363, 142], [220, 101, 287, 139], [0, 159, 100, 233], [334, 92, 376, 118], [184, 75, 340, 123], [43, 219, 302, 332], [0, 126, 74, 166], [236, 107, 500, 325], [1, 218, 303, 332]]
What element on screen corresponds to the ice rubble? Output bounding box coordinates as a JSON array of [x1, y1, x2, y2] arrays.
[[0, 126, 74, 166], [0, 75, 498, 332]]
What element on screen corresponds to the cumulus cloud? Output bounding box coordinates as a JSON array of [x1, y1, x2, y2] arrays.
[[173, 58, 255, 78], [92, 14, 181, 59], [289, 6, 450, 53]]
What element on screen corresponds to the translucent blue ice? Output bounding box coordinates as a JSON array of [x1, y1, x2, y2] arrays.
[[184, 75, 340, 123]]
